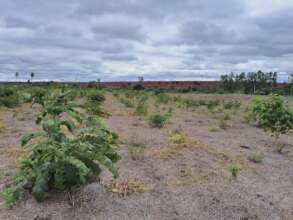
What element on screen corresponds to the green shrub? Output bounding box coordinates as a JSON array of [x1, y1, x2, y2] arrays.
[[247, 95, 293, 152], [5, 90, 120, 202], [149, 113, 169, 128]]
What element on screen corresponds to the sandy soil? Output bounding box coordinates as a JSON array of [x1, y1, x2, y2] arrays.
[[0, 93, 293, 220]]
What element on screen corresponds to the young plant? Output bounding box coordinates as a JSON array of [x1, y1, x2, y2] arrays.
[[5, 90, 120, 203], [227, 164, 240, 179], [247, 95, 293, 152]]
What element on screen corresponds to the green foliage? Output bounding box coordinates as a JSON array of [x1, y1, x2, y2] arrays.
[[0, 86, 20, 108], [149, 112, 169, 128], [6, 89, 120, 203], [227, 164, 240, 179], [247, 95, 293, 139]]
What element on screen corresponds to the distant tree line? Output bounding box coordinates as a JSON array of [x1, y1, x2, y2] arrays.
[[220, 71, 279, 94]]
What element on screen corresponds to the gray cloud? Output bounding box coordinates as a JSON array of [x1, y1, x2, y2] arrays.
[[0, 0, 292, 81]]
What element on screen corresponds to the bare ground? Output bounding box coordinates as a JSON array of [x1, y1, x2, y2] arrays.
[[0, 93, 293, 220]]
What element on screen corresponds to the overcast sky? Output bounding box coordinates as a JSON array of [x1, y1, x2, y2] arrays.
[[0, 0, 292, 82]]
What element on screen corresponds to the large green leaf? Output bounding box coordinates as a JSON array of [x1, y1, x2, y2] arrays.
[[21, 131, 46, 146]]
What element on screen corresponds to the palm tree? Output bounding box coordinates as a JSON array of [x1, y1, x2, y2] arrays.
[[30, 72, 35, 82], [15, 72, 19, 82]]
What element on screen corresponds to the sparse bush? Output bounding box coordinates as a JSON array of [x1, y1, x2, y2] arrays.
[[248, 152, 264, 163], [149, 113, 169, 128]]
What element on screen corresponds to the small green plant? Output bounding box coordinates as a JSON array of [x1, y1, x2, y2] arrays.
[[247, 95, 293, 152], [149, 113, 169, 128], [0, 188, 17, 206], [128, 140, 146, 160], [227, 164, 240, 179], [248, 152, 264, 163]]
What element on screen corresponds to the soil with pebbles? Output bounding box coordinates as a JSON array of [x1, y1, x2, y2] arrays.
[[0, 94, 293, 220]]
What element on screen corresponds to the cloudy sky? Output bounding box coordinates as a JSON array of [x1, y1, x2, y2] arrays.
[[0, 0, 293, 82]]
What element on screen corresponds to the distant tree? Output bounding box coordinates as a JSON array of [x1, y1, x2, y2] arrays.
[[30, 72, 35, 82], [15, 72, 19, 82]]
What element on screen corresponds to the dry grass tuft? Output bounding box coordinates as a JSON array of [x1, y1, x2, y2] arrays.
[[109, 177, 148, 196]]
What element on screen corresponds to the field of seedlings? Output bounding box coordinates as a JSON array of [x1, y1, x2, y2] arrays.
[[0, 85, 293, 220]]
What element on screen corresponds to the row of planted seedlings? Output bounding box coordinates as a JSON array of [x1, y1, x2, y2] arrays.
[[1, 88, 120, 204]]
